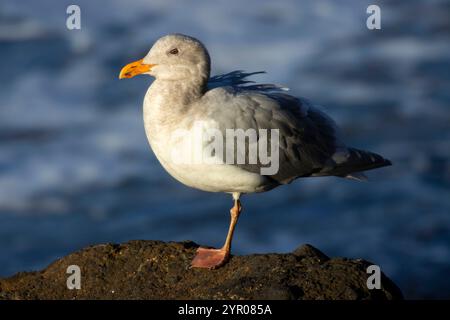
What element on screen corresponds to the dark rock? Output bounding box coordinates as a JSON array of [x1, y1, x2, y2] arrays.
[[0, 240, 403, 300]]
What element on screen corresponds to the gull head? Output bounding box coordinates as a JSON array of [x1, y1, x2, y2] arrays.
[[119, 34, 211, 82]]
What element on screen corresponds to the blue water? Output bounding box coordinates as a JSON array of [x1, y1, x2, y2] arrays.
[[1, 0, 449, 299]]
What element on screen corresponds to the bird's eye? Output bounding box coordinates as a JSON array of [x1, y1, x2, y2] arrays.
[[169, 48, 179, 55]]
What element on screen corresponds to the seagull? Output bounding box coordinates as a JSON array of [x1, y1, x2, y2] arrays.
[[119, 34, 391, 269]]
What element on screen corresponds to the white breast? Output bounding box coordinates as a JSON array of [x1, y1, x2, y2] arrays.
[[142, 86, 271, 194]]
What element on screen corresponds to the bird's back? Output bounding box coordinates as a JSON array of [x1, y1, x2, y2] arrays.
[[202, 71, 391, 184]]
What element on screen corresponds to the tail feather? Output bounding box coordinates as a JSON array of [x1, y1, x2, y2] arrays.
[[345, 172, 368, 181], [318, 147, 392, 178]]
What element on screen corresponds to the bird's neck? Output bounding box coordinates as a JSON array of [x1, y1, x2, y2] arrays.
[[145, 77, 206, 113], [143, 77, 206, 134]]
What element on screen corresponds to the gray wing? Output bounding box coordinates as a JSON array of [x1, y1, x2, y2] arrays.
[[201, 72, 391, 184], [200, 86, 337, 184]]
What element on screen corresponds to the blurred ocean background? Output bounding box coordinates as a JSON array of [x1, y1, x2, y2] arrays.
[[0, 0, 449, 299]]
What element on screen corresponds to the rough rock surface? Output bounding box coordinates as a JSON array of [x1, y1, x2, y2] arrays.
[[0, 240, 402, 300]]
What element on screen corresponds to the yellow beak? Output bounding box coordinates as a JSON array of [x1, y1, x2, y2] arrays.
[[119, 59, 155, 79]]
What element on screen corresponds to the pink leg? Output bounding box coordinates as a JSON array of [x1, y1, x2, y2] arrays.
[[191, 199, 242, 269]]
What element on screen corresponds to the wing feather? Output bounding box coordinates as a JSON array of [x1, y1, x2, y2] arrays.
[[198, 71, 390, 185]]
